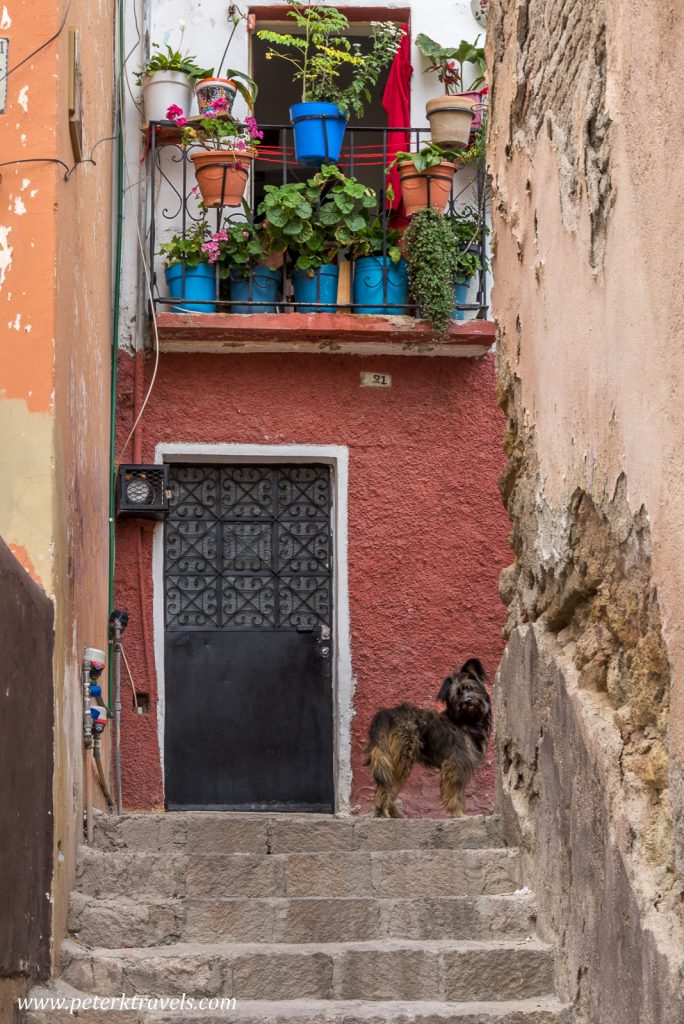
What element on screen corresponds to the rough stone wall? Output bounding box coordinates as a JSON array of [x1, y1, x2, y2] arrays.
[[488, 0, 684, 1019]]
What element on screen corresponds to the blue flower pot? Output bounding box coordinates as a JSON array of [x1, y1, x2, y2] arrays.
[[165, 262, 216, 313], [290, 102, 347, 167], [292, 265, 339, 313], [452, 280, 471, 321], [353, 256, 408, 315], [229, 266, 281, 313]]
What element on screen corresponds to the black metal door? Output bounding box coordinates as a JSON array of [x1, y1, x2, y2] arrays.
[[163, 464, 334, 811]]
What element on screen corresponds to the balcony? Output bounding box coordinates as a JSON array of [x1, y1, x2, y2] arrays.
[[145, 122, 493, 357]]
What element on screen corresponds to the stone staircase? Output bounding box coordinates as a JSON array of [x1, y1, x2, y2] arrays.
[[23, 813, 572, 1023]]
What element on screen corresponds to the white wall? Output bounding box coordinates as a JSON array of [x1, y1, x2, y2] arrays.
[[119, 0, 486, 342]]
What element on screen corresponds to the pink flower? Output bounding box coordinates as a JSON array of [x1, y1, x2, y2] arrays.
[[201, 240, 220, 263], [166, 104, 185, 120], [212, 96, 229, 111], [242, 230, 250, 238], [244, 116, 264, 141], [214, 230, 228, 242], [176, 116, 188, 127], [235, 139, 246, 151]]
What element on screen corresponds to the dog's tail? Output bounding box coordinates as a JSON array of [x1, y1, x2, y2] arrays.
[[364, 711, 396, 789]]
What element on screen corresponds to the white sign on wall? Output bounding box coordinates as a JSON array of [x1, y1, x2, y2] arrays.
[[360, 372, 392, 389]]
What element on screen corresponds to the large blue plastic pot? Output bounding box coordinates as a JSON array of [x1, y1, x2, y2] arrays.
[[165, 262, 216, 313], [292, 264, 339, 313], [290, 101, 347, 167], [229, 266, 281, 313], [452, 280, 471, 321], [353, 256, 408, 315]]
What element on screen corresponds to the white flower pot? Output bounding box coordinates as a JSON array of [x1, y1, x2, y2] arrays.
[[142, 70, 192, 124]]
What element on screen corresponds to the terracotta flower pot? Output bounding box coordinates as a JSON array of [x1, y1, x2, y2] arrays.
[[190, 148, 255, 208], [397, 160, 456, 217], [425, 95, 476, 149]]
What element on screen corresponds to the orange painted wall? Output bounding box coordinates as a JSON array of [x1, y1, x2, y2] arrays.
[[0, 0, 114, 986]]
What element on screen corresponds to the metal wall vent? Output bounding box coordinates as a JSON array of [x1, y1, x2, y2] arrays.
[[117, 465, 170, 520]]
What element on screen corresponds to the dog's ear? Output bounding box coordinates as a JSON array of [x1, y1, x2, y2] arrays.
[[460, 658, 486, 681], [437, 676, 452, 703]]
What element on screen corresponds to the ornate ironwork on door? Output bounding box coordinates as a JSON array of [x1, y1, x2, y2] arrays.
[[165, 464, 332, 631]]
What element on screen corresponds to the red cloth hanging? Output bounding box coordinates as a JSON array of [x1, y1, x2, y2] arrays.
[[382, 23, 412, 215]]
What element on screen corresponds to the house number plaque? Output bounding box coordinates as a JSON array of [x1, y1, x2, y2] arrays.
[[360, 372, 391, 389]]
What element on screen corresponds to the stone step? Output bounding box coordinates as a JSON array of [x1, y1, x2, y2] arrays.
[[69, 892, 538, 946], [60, 938, 555, 1002], [93, 811, 504, 854], [75, 847, 522, 900], [22, 988, 572, 1024]]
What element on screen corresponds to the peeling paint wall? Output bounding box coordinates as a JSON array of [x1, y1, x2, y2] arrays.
[[0, 0, 114, 992], [488, 0, 684, 1018]]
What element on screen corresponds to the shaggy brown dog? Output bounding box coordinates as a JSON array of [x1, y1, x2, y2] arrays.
[[365, 659, 491, 818]]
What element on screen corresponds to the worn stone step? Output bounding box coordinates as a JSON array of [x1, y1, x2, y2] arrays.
[[93, 810, 504, 854], [60, 938, 555, 1002], [69, 891, 538, 946], [75, 847, 522, 900], [22, 985, 572, 1024]]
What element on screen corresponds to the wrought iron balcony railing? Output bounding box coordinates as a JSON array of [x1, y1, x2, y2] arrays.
[[146, 122, 490, 320]]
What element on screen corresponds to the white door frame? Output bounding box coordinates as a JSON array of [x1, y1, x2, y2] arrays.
[[152, 442, 353, 813]]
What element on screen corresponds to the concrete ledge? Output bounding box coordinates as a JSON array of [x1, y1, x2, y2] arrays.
[[154, 312, 495, 357]]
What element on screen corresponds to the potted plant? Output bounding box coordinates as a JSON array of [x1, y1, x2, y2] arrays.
[[202, 220, 282, 313], [258, 164, 377, 311], [403, 207, 462, 334], [135, 43, 211, 124], [447, 211, 486, 320], [258, 3, 401, 166], [194, 5, 258, 115], [350, 217, 406, 315], [388, 143, 459, 217], [415, 34, 487, 146], [159, 221, 216, 313], [168, 102, 263, 208]]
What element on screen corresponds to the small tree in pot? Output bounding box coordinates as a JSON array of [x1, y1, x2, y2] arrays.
[[258, 3, 402, 166]]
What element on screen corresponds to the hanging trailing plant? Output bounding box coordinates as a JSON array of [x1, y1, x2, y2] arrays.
[[403, 208, 461, 334]]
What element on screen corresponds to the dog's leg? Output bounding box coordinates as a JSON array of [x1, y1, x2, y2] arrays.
[[440, 762, 466, 817], [369, 738, 412, 818]]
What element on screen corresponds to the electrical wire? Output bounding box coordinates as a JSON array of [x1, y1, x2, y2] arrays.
[[0, 0, 72, 84], [120, 641, 139, 710], [118, 22, 161, 459]]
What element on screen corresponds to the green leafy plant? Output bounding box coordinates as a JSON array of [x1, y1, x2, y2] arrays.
[[350, 216, 402, 264], [258, 163, 377, 272], [403, 208, 461, 334], [388, 142, 459, 174], [257, 2, 402, 119], [415, 34, 486, 94], [447, 211, 486, 283], [158, 220, 211, 267], [135, 43, 212, 84], [460, 117, 487, 165]]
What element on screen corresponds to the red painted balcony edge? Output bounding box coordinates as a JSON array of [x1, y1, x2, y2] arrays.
[[155, 312, 496, 357]]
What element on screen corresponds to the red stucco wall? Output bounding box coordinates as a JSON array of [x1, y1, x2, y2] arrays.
[[115, 349, 509, 816]]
